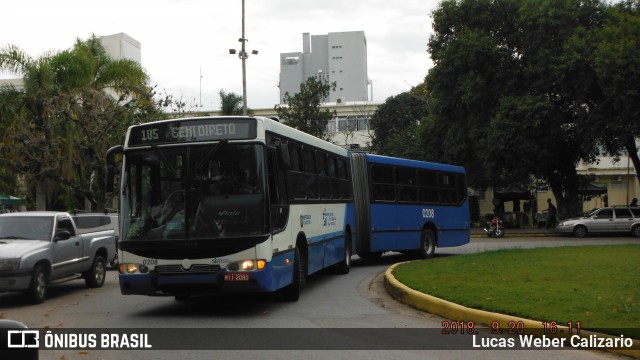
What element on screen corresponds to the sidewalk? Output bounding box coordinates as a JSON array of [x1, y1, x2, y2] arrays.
[[470, 225, 555, 238]]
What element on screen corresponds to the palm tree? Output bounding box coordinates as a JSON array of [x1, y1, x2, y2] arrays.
[[0, 35, 155, 210]]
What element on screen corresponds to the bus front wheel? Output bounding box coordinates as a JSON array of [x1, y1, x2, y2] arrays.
[[281, 247, 304, 301]]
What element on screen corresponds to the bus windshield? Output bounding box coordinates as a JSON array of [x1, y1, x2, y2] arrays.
[[122, 143, 266, 241]]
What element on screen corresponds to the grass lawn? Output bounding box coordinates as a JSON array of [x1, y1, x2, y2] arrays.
[[393, 244, 640, 338]]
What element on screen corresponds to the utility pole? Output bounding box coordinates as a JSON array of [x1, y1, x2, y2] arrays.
[[229, 0, 258, 116], [241, 0, 247, 115]]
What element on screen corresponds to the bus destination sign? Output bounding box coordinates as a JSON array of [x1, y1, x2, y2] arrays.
[[127, 118, 257, 146]]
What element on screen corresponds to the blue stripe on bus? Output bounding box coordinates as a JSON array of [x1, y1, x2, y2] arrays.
[[118, 239, 351, 296]]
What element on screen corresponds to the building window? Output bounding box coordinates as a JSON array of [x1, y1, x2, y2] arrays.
[[282, 56, 299, 65], [326, 116, 370, 133], [357, 117, 369, 131], [325, 119, 337, 132], [337, 117, 357, 132]]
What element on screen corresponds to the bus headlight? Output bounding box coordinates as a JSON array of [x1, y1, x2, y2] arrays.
[[241, 260, 254, 270], [119, 263, 149, 274], [227, 259, 266, 271]]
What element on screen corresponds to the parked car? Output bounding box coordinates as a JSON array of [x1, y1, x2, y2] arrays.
[[554, 206, 640, 238], [0, 212, 116, 304], [72, 213, 119, 269], [72, 213, 118, 235]]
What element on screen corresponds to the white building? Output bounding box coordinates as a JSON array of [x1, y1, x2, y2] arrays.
[[245, 101, 381, 149], [279, 31, 370, 104], [99, 33, 141, 63]]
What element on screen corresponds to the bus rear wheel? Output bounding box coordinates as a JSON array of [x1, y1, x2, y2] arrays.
[[417, 229, 435, 259], [334, 233, 351, 275]]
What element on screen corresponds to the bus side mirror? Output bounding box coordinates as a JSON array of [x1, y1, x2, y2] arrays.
[[278, 142, 291, 170], [106, 145, 123, 193]]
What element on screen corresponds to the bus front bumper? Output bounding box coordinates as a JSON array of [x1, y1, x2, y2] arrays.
[[118, 258, 294, 296]]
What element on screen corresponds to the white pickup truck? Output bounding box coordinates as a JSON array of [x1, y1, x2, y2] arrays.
[[0, 211, 117, 304]]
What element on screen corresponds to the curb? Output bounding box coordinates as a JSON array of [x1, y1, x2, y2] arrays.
[[470, 230, 557, 238], [384, 262, 640, 358]]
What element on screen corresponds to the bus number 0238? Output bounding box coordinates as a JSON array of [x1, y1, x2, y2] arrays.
[[422, 208, 435, 219]]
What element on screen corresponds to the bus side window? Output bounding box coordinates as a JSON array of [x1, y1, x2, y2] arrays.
[[396, 167, 418, 203], [337, 158, 351, 200], [456, 173, 467, 204], [303, 147, 318, 199], [317, 151, 331, 200], [328, 155, 340, 199], [439, 173, 457, 205], [289, 145, 306, 200], [371, 165, 394, 202], [418, 170, 438, 204]]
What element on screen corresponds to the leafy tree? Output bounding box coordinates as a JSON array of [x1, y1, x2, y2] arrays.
[[423, 0, 610, 215], [219, 89, 244, 115], [274, 77, 335, 140], [587, 0, 640, 183], [369, 91, 428, 159], [423, 0, 521, 189], [155, 88, 200, 117], [0, 35, 156, 210]]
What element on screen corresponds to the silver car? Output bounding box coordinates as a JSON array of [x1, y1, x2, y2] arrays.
[[72, 213, 119, 268], [555, 206, 640, 237]]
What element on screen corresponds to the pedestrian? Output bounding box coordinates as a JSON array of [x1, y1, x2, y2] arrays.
[[631, 198, 638, 207], [545, 199, 557, 229]]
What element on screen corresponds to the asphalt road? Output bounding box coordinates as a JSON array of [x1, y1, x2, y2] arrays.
[[1, 235, 636, 360]]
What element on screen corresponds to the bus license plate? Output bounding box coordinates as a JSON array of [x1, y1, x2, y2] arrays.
[[224, 273, 250, 282]]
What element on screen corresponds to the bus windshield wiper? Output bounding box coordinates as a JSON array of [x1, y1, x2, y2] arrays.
[[196, 140, 228, 171], [151, 145, 175, 173]]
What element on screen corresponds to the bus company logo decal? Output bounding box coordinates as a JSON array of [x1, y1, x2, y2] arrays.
[[218, 210, 241, 217], [181, 259, 193, 270], [300, 214, 312, 227], [322, 209, 337, 227]]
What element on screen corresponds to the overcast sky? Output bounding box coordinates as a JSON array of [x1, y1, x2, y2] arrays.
[[2, 0, 441, 110]]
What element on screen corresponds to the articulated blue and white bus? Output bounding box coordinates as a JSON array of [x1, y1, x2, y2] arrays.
[[106, 116, 355, 301], [350, 153, 470, 259], [106, 116, 470, 301]]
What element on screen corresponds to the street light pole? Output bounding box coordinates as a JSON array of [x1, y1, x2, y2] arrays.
[[228, 0, 257, 116], [241, 0, 247, 116]]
